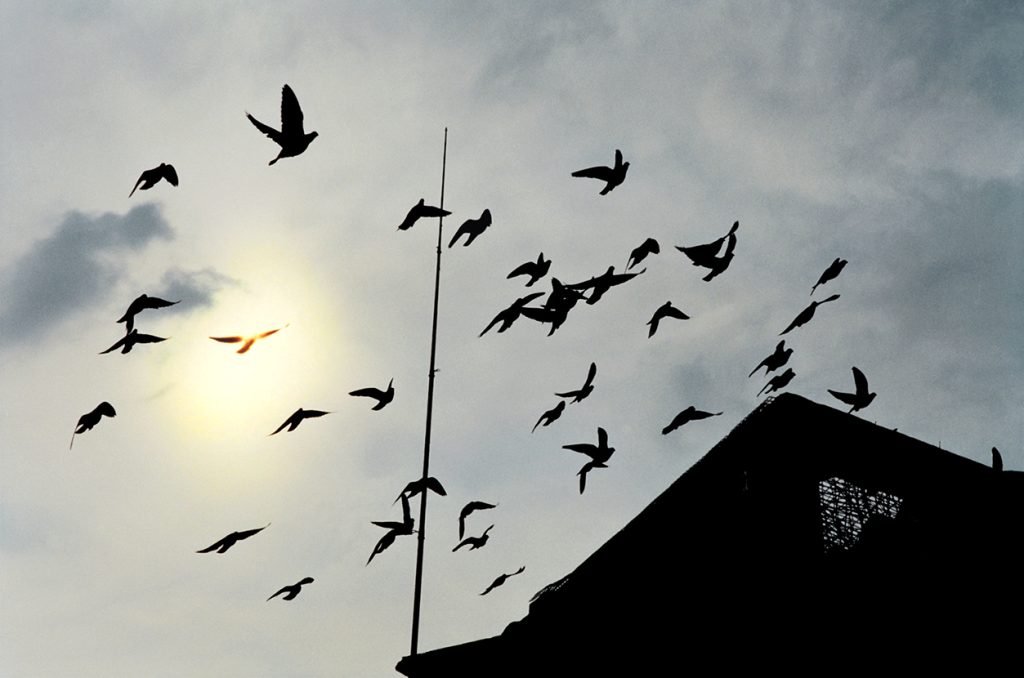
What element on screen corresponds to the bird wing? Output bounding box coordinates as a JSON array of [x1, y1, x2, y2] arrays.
[[507, 261, 534, 278], [270, 415, 295, 435], [851, 367, 869, 398], [372, 521, 405, 530], [210, 336, 244, 344], [196, 536, 229, 553], [582, 362, 597, 389], [267, 587, 288, 601], [143, 296, 179, 311], [257, 327, 285, 339], [133, 333, 167, 344], [425, 477, 447, 497], [399, 493, 411, 525], [571, 165, 612, 180], [279, 84, 305, 136], [96, 401, 116, 417], [99, 336, 126, 354], [563, 443, 597, 459], [161, 164, 179, 186], [828, 389, 858, 406], [129, 174, 146, 198], [614, 149, 623, 167], [235, 524, 269, 541], [663, 305, 690, 321], [302, 409, 330, 419], [481, 577, 502, 595], [597, 427, 608, 449], [246, 113, 283, 144], [419, 205, 451, 218], [349, 387, 383, 398]]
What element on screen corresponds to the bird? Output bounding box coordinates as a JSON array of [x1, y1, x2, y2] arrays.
[[568, 266, 644, 305], [70, 401, 116, 450], [395, 476, 446, 504], [397, 198, 451, 231], [647, 301, 690, 338], [520, 279, 587, 336], [507, 253, 551, 287], [827, 366, 876, 413], [368, 494, 415, 565], [532, 401, 566, 432], [448, 209, 492, 248], [479, 292, 545, 337], [779, 294, 840, 335], [270, 408, 330, 435], [555, 362, 597, 404], [627, 238, 660, 271], [129, 163, 178, 198], [748, 340, 793, 378], [992, 447, 1003, 472], [116, 293, 179, 333], [246, 84, 318, 165], [453, 525, 493, 552], [676, 221, 738, 282], [811, 258, 848, 296], [209, 325, 288, 354], [481, 567, 525, 596], [563, 427, 615, 494], [571, 149, 629, 195], [349, 379, 394, 410], [267, 577, 314, 601], [758, 368, 796, 396], [99, 329, 167, 354], [458, 501, 497, 540], [197, 524, 269, 554], [661, 407, 723, 435]]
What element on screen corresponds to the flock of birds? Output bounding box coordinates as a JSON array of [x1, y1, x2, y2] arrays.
[[69, 83, 882, 608]]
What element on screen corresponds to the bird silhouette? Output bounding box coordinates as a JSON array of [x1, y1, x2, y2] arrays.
[[647, 301, 690, 338], [367, 530, 398, 565], [270, 408, 330, 435], [627, 238, 660, 271], [209, 325, 288, 354], [70, 401, 116, 449], [555, 362, 597, 404], [532, 401, 566, 432], [395, 476, 446, 504], [572, 149, 629, 195], [520, 279, 586, 335], [563, 427, 615, 494], [748, 340, 793, 378], [448, 209, 492, 248], [827, 367, 876, 413], [246, 84, 318, 165], [197, 524, 269, 553], [480, 292, 545, 337], [507, 253, 551, 287], [99, 329, 167, 355], [676, 221, 738, 282], [661, 407, 723, 435], [568, 266, 644, 305], [129, 163, 178, 198], [116, 293, 179, 334], [453, 525, 493, 552], [397, 198, 451, 231], [811, 258, 848, 296], [481, 566, 525, 596], [458, 501, 497, 540], [267, 577, 314, 601], [779, 294, 840, 335], [992, 447, 1003, 472], [368, 494, 414, 565], [349, 379, 394, 410], [758, 368, 796, 396]]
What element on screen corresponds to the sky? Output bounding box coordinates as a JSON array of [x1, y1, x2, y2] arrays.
[[1, 1, 1021, 676]]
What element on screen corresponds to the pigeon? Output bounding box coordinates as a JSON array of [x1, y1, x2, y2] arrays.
[[748, 340, 792, 378], [555, 362, 597, 404], [453, 525, 493, 552], [197, 524, 269, 553], [568, 266, 644, 305], [448, 209, 492, 248], [209, 325, 288, 354], [520, 279, 587, 336], [563, 427, 615, 494], [246, 84, 318, 165], [758, 368, 796, 397], [507, 253, 551, 287], [70, 401, 116, 450], [532, 401, 566, 432], [270, 408, 330, 435], [395, 477, 446, 504], [349, 379, 394, 410], [116, 293, 179, 334], [627, 238, 660, 271], [129, 163, 178, 198], [827, 367, 876, 413], [661, 407, 723, 435], [571, 149, 629, 195], [267, 577, 314, 601], [811, 258, 848, 296], [397, 198, 450, 231], [99, 329, 167, 355], [779, 295, 840, 335], [481, 567, 525, 596], [479, 292, 545, 337], [368, 495, 414, 565], [458, 501, 497, 540], [647, 301, 690, 338], [676, 221, 738, 282]]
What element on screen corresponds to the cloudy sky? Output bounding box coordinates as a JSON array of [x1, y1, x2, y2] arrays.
[[1, 2, 1021, 676]]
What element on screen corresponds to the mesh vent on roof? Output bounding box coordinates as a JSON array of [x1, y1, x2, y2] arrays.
[[819, 477, 903, 553]]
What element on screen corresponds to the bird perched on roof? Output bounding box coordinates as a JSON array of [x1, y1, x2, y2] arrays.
[[507, 253, 551, 287], [246, 84, 318, 165], [395, 476, 446, 504], [99, 329, 167, 355], [267, 577, 314, 601], [116, 293, 178, 334], [571, 149, 629, 195], [568, 266, 644, 305], [129, 163, 178, 198], [661, 407, 723, 435], [448, 209, 492, 248], [270, 408, 330, 435], [779, 295, 840, 335], [564, 427, 615, 494], [827, 367, 876, 413], [676, 221, 738, 282], [555, 362, 597, 404], [453, 525, 493, 552], [397, 198, 450, 231], [811, 258, 848, 296], [196, 524, 269, 554], [748, 340, 793, 378], [349, 379, 394, 410], [481, 567, 525, 596], [70, 401, 116, 450], [758, 368, 796, 396], [532, 401, 566, 433], [647, 301, 690, 338], [626, 238, 660, 271], [209, 325, 288, 354], [458, 501, 497, 541]]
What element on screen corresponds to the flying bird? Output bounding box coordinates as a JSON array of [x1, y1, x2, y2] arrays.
[[555, 362, 597, 404], [267, 577, 314, 601], [563, 427, 615, 494], [368, 494, 414, 565], [827, 367, 876, 413], [647, 301, 690, 338], [811, 258, 848, 296], [116, 293, 179, 333], [395, 476, 446, 504], [661, 407, 723, 435], [70, 401, 116, 450], [349, 379, 394, 410], [748, 340, 793, 378], [779, 294, 840, 335], [507, 253, 551, 287], [99, 329, 167, 355], [568, 266, 644, 305], [532, 401, 566, 432], [479, 292, 545, 337], [448, 209, 492, 248], [209, 325, 288, 354], [270, 408, 330, 435], [453, 525, 493, 552], [758, 368, 796, 397], [196, 524, 269, 554], [129, 163, 178, 198], [571, 149, 629, 195], [397, 198, 451, 231], [481, 567, 525, 596], [676, 221, 739, 282], [626, 238, 660, 271], [458, 501, 497, 540], [519, 279, 586, 335], [246, 84, 318, 165]]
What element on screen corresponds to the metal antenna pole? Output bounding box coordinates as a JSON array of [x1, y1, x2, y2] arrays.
[[411, 127, 447, 656]]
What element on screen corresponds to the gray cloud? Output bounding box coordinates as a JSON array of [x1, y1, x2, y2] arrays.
[[0, 203, 173, 345], [156, 267, 239, 315]]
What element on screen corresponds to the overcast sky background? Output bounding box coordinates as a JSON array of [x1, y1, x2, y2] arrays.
[[1, 2, 1021, 676]]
